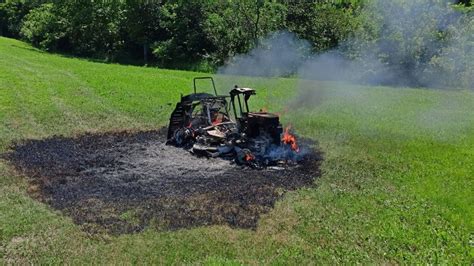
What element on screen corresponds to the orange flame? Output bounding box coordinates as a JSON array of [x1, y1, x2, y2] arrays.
[[282, 126, 299, 152]]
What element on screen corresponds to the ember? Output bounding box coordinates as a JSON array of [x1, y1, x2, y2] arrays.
[[245, 152, 255, 161]]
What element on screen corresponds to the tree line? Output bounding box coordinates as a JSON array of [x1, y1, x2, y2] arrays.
[[0, 0, 472, 88], [0, 0, 370, 69]]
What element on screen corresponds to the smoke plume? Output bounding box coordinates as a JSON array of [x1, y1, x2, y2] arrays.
[[218, 0, 473, 90], [218, 31, 310, 77]]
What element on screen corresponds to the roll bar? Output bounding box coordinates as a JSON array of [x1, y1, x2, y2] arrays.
[[193, 77, 217, 96]]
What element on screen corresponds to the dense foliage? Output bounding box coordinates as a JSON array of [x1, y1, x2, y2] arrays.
[[0, 0, 375, 67], [0, 0, 472, 88]]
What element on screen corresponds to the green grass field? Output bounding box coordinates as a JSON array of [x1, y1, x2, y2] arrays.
[[0, 37, 473, 264]]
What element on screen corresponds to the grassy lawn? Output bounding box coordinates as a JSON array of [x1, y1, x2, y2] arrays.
[[0, 37, 472, 264]]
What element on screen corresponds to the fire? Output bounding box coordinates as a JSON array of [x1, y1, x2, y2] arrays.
[[282, 126, 299, 152]]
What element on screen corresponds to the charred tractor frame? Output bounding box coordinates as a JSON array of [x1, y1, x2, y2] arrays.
[[167, 77, 298, 167]]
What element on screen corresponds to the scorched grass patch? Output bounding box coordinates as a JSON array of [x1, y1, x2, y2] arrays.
[[2, 129, 322, 234]]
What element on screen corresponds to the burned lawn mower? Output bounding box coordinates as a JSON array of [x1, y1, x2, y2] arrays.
[[167, 77, 302, 168]]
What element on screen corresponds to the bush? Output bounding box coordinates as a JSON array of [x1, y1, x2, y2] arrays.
[[426, 15, 474, 89], [0, 0, 39, 38], [203, 1, 287, 65], [58, 1, 124, 59], [20, 3, 66, 50], [345, 0, 473, 88], [286, 2, 363, 52]]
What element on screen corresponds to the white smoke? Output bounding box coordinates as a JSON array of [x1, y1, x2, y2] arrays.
[[218, 31, 310, 77], [218, 0, 473, 90]]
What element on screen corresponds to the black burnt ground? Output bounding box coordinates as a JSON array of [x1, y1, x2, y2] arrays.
[[3, 129, 322, 234]]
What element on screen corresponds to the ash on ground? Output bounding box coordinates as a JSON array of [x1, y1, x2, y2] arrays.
[[2, 129, 322, 234]]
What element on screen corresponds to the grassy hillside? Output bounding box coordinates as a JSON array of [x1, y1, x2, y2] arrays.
[[0, 37, 473, 264]]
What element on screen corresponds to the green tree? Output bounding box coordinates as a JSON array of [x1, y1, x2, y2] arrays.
[[122, 1, 165, 64], [0, 4, 7, 36], [426, 14, 474, 88], [59, 0, 124, 58], [152, 1, 213, 69], [20, 3, 68, 50], [0, 0, 44, 37], [203, 0, 286, 66], [284, 1, 363, 52]]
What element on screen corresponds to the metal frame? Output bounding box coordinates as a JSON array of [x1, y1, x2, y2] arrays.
[[193, 77, 217, 96], [230, 86, 256, 119]]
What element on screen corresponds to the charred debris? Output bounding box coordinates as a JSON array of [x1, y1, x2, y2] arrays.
[[166, 77, 304, 168]]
